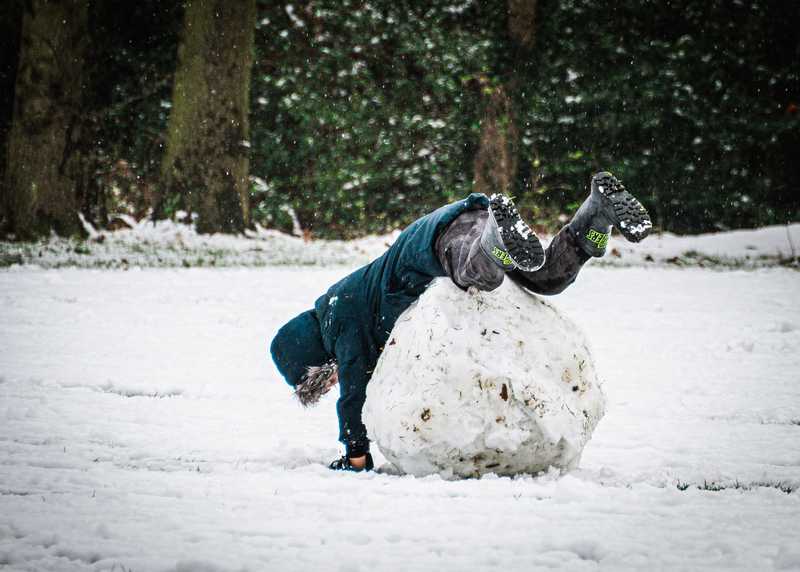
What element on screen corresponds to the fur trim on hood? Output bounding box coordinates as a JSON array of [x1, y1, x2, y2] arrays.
[[295, 360, 339, 407]]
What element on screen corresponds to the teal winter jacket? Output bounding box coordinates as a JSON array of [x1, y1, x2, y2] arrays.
[[311, 193, 490, 454]]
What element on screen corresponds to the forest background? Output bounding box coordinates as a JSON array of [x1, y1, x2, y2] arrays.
[[0, 0, 798, 241]]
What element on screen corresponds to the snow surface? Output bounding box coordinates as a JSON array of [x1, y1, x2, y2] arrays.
[[1, 261, 799, 571], [0, 218, 400, 270], [365, 279, 605, 478], [604, 223, 799, 267], [1, 219, 798, 269]]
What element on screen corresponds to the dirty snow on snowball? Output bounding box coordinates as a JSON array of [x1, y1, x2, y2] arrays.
[[1, 249, 799, 570], [365, 279, 606, 478]]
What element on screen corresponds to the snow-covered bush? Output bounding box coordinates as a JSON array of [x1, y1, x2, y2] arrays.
[[364, 278, 606, 478]]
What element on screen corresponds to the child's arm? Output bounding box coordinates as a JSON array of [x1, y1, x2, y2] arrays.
[[334, 326, 374, 461]]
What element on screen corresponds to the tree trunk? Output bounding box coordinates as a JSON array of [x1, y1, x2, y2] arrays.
[[473, 85, 519, 196], [158, 0, 255, 234], [508, 0, 537, 49], [4, 0, 88, 238], [473, 0, 537, 197]]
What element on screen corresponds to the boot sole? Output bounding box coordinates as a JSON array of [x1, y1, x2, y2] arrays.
[[489, 194, 545, 272], [592, 172, 652, 243]]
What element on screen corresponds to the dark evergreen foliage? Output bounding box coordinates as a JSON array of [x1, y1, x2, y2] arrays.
[[1, 0, 796, 237], [250, 0, 492, 237], [528, 0, 800, 233], [79, 1, 183, 223], [250, 0, 799, 236]]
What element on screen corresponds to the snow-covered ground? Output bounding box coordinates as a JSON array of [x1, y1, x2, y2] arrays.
[[1, 259, 799, 570], [1, 218, 798, 269]]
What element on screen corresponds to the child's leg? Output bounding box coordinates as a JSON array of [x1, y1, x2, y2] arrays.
[[508, 226, 590, 295], [436, 209, 506, 292], [436, 195, 546, 292], [510, 171, 652, 296]]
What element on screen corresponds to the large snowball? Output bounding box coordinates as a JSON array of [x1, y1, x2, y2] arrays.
[[363, 278, 605, 478]]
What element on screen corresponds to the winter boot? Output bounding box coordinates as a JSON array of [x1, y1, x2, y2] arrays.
[[479, 194, 545, 272], [569, 172, 652, 257], [329, 452, 374, 472]]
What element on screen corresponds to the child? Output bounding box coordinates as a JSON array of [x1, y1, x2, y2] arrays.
[[270, 172, 651, 471]]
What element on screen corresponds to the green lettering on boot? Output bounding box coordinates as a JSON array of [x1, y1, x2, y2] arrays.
[[491, 246, 515, 266], [585, 229, 609, 250]]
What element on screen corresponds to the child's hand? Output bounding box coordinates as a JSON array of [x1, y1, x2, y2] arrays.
[[348, 455, 367, 469], [328, 452, 374, 472]]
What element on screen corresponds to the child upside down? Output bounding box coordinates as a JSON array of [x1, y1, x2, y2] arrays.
[[270, 172, 651, 471]]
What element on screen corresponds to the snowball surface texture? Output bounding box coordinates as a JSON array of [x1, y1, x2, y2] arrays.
[[363, 278, 606, 478]]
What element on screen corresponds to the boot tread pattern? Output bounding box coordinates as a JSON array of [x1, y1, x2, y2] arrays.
[[489, 194, 545, 271], [593, 173, 652, 243]]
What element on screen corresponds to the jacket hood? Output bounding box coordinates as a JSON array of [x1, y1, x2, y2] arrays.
[[270, 309, 331, 387]]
